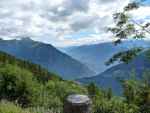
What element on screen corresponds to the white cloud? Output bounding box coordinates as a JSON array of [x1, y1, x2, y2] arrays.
[[0, 0, 149, 47], [131, 6, 150, 20]]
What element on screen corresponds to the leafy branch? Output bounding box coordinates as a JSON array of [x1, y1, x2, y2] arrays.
[[106, 2, 150, 65]]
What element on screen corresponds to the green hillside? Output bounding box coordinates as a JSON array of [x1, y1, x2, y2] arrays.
[[0, 51, 150, 113], [0, 51, 87, 113], [0, 51, 61, 82]]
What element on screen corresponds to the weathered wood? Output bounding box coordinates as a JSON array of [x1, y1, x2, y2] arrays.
[[64, 94, 92, 113]]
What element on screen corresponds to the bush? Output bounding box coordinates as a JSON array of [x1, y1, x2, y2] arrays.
[[32, 80, 87, 110], [0, 64, 38, 106]]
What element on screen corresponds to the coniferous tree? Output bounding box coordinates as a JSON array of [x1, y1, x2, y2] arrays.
[[107, 2, 150, 64]]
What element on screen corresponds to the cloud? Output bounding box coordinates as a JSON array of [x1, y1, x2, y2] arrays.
[[0, 0, 149, 47], [70, 14, 99, 31], [41, 0, 90, 22], [98, 0, 118, 4]]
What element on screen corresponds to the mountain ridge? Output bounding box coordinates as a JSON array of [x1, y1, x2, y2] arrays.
[[0, 38, 95, 79], [62, 40, 150, 74], [78, 51, 150, 95]]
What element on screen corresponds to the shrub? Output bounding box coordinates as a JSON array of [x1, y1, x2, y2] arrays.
[[0, 64, 38, 106], [32, 80, 87, 110]]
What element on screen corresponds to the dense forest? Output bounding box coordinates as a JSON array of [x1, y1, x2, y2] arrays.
[[1, 49, 150, 113]]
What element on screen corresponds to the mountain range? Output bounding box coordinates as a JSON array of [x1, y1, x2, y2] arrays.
[[62, 40, 150, 74], [78, 51, 150, 95], [0, 37, 150, 95], [0, 38, 95, 80]]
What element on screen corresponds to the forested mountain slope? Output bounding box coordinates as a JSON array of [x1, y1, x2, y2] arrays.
[[0, 38, 95, 79]]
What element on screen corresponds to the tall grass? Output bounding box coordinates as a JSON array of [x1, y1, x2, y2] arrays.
[[28, 107, 62, 113], [0, 100, 62, 113]]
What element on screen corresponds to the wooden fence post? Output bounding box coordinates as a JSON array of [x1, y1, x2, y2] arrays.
[[63, 94, 92, 113]]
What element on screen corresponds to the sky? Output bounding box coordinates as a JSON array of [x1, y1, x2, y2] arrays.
[[0, 0, 150, 47]]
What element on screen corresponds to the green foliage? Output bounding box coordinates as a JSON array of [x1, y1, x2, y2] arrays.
[[106, 88, 113, 100], [124, 2, 139, 11], [32, 80, 87, 110], [0, 51, 61, 83], [108, 2, 147, 44], [93, 97, 139, 113], [87, 82, 100, 98], [28, 107, 62, 113], [0, 51, 88, 112], [91, 86, 139, 113], [106, 48, 143, 65], [107, 2, 150, 64], [87, 83, 138, 113], [0, 64, 38, 107], [0, 100, 62, 113], [90, 70, 150, 113], [1, 51, 150, 113], [122, 79, 140, 104], [0, 100, 30, 113], [120, 71, 150, 113]]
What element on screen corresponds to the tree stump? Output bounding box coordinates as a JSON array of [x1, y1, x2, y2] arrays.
[[63, 94, 92, 113]]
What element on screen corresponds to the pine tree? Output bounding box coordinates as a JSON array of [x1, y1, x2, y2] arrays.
[[107, 2, 150, 64]]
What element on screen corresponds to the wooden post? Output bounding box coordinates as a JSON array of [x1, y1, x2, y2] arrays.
[[63, 94, 92, 113]]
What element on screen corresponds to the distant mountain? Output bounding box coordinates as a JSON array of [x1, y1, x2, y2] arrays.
[[62, 40, 150, 74], [0, 38, 95, 79], [78, 51, 150, 95]]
